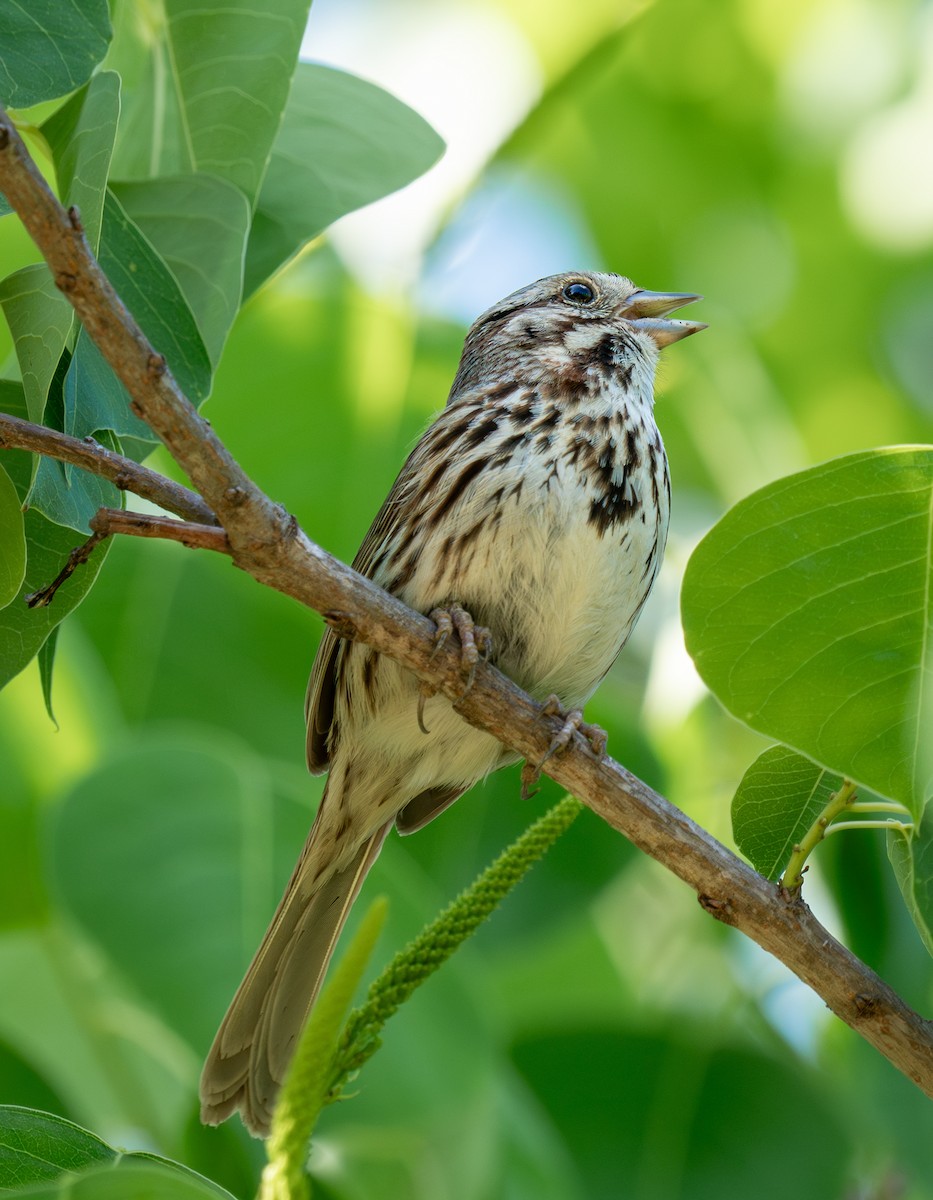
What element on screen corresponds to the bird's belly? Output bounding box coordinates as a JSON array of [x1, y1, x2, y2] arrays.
[[447, 468, 668, 706]]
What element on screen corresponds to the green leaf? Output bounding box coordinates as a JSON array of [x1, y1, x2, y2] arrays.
[[732, 745, 859, 881], [110, 174, 250, 366], [0, 0, 111, 108], [888, 803, 933, 955], [41, 71, 121, 254], [9, 1162, 233, 1199], [0, 504, 111, 689], [0, 1107, 236, 1197], [162, 0, 312, 203], [36, 625, 57, 723], [47, 731, 288, 1051], [245, 63, 446, 295], [682, 448, 933, 817], [0, 265, 73, 423], [0, 463, 25, 608], [61, 327, 153, 443], [511, 1030, 849, 1200], [99, 189, 212, 405], [0, 1106, 112, 1190], [29, 431, 121, 533]]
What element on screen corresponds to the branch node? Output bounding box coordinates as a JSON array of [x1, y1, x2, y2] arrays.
[[324, 611, 360, 641], [697, 893, 734, 922], [147, 352, 167, 379], [0, 122, 9, 150], [224, 486, 247, 506], [67, 205, 83, 233], [854, 993, 879, 1018], [56, 271, 77, 294]]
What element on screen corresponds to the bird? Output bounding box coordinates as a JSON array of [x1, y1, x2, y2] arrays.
[[200, 269, 705, 1134]]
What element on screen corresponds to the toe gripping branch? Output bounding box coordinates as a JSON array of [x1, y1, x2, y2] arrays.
[[418, 602, 493, 733], [520, 695, 608, 800]]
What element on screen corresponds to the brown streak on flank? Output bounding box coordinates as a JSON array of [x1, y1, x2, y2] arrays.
[[431, 456, 486, 524], [464, 413, 500, 449], [483, 382, 516, 405], [493, 430, 527, 463], [428, 406, 478, 459]]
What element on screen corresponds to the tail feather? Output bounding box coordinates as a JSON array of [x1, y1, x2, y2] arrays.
[[199, 803, 390, 1136]]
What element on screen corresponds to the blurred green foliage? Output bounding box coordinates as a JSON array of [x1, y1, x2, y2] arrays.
[[1, 0, 933, 1198]]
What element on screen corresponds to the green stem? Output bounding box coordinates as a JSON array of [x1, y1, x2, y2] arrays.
[[847, 801, 911, 815], [782, 779, 858, 891], [823, 820, 913, 836], [258, 898, 388, 1200], [326, 794, 583, 1102]]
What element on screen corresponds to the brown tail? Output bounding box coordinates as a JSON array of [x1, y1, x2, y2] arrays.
[[199, 798, 390, 1136]]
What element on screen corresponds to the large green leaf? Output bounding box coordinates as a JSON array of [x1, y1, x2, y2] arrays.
[[511, 1029, 849, 1200], [25, 347, 122, 532], [0, 1107, 235, 1197], [245, 63, 446, 296], [107, 0, 307, 201], [110, 174, 250, 366], [41, 71, 121, 253], [47, 731, 299, 1051], [61, 327, 153, 442], [0, 265, 73, 424], [0, 1107, 111, 1191], [0, 0, 111, 108], [155, 0, 312, 203], [98, 189, 212, 406], [682, 448, 933, 816], [0, 463, 25, 608]]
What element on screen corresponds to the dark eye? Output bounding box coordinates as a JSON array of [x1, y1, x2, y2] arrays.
[[562, 281, 595, 304]]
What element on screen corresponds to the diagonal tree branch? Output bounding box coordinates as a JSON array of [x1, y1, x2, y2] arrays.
[[1, 106, 932, 1101]]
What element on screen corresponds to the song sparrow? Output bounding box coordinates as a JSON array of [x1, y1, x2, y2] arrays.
[[200, 270, 705, 1133]]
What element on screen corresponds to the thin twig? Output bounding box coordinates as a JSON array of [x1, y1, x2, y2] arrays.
[[24, 531, 107, 608], [0, 411, 216, 525], [1, 105, 932, 1101], [89, 507, 230, 552]]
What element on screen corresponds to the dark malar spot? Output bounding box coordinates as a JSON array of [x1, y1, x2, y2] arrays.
[[595, 333, 616, 368]]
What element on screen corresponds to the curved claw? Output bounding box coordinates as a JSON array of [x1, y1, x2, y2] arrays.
[[520, 696, 608, 797]]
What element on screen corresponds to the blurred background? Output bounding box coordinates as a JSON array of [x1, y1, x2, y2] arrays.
[[2, 0, 933, 1196]]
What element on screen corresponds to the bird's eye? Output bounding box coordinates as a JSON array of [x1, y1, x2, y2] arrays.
[[562, 281, 595, 304]]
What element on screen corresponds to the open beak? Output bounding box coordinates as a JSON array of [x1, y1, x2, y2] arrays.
[[621, 289, 707, 348]]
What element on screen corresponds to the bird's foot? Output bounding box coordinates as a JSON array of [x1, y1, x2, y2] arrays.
[[419, 604, 492, 731], [520, 695, 608, 799], [429, 602, 492, 699]]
